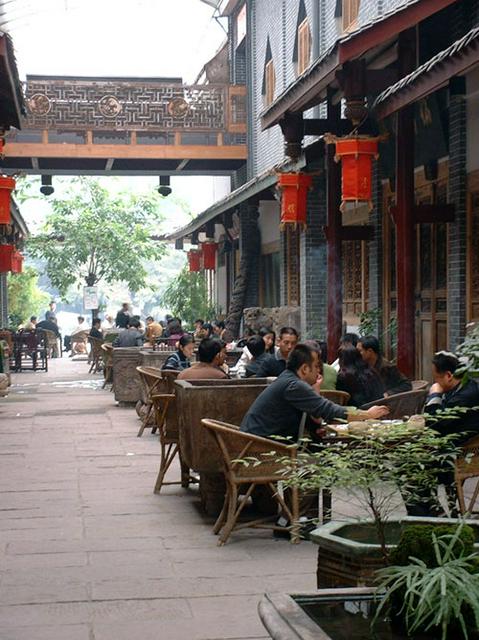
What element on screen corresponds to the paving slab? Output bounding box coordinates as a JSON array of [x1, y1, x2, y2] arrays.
[[0, 358, 317, 639]]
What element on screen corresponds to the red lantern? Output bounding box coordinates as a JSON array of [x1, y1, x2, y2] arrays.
[[201, 241, 217, 271], [0, 176, 15, 225], [277, 173, 313, 228], [328, 136, 379, 212], [0, 244, 14, 272], [11, 250, 23, 273], [187, 249, 201, 273]]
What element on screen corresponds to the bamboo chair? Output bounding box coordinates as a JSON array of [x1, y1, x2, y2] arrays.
[[136, 366, 165, 437], [201, 419, 300, 546], [412, 380, 429, 391], [88, 336, 104, 373], [161, 369, 180, 393], [320, 389, 351, 406], [101, 343, 114, 390], [359, 388, 428, 418], [71, 329, 89, 355], [455, 434, 479, 515], [152, 393, 194, 494], [42, 328, 59, 358]]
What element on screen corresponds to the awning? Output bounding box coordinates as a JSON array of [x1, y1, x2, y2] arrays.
[[0, 31, 25, 130], [261, 0, 458, 131], [373, 25, 479, 119], [163, 155, 306, 242]]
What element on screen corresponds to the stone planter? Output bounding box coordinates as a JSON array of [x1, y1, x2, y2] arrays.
[[112, 347, 143, 403], [259, 587, 376, 640], [310, 517, 479, 588]]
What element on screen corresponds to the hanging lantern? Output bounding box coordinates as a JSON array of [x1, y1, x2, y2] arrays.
[[201, 241, 218, 271], [277, 173, 313, 228], [325, 135, 380, 212], [11, 250, 23, 273], [0, 244, 14, 272], [0, 176, 15, 225], [187, 249, 201, 273]]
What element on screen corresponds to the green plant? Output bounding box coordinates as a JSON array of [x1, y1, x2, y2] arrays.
[[359, 307, 398, 353], [250, 423, 461, 560], [456, 324, 479, 383], [161, 265, 217, 328], [7, 266, 50, 328], [375, 525, 479, 639]]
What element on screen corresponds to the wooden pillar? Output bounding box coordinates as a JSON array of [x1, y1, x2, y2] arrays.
[[326, 101, 342, 361], [395, 29, 416, 378]]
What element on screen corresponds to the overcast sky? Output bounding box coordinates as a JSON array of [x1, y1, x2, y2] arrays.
[[3, 0, 226, 82]]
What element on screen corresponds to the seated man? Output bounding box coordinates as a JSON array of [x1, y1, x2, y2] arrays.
[[241, 343, 389, 441], [403, 351, 479, 517], [36, 314, 61, 358], [177, 337, 228, 380], [357, 335, 412, 396], [24, 316, 37, 331], [244, 335, 269, 378], [144, 316, 163, 345], [70, 316, 88, 355], [255, 327, 299, 378], [424, 351, 479, 440], [89, 318, 103, 340], [113, 318, 144, 348]]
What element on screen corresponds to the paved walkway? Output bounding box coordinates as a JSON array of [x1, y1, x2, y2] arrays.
[[0, 358, 316, 640]]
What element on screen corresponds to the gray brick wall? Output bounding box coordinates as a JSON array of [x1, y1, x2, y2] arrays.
[[240, 202, 261, 308], [368, 164, 384, 336], [300, 170, 328, 338], [0, 274, 7, 327]]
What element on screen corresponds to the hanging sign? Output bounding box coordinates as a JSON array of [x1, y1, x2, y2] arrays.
[[83, 286, 99, 310]]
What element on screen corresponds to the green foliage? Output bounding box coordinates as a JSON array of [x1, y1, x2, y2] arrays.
[[456, 324, 479, 383], [246, 424, 460, 559], [375, 525, 479, 639], [161, 265, 217, 328], [391, 524, 476, 568], [359, 307, 398, 353], [7, 267, 50, 328], [27, 177, 166, 297]]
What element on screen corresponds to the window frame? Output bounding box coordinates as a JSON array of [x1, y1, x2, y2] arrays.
[[297, 18, 311, 75]]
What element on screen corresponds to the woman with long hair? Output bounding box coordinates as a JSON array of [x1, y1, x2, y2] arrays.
[[162, 334, 195, 371], [259, 327, 276, 355], [336, 346, 385, 407]]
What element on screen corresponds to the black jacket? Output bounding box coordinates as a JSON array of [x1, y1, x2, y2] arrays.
[[375, 356, 412, 396], [115, 310, 130, 329], [425, 379, 479, 441], [36, 320, 60, 337]]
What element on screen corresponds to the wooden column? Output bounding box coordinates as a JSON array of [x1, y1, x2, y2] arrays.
[[326, 102, 343, 362], [395, 29, 416, 378]]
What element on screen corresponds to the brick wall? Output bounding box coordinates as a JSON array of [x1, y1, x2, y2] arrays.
[[368, 164, 384, 335], [300, 170, 328, 338], [0, 275, 7, 327]]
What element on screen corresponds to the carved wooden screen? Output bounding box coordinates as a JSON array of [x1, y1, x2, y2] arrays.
[[468, 192, 479, 320], [342, 239, 368, 325], [285, 226, 301, 306]]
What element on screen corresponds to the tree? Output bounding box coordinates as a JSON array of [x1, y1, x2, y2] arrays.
[[27, 178, 166, 319], [7, 267, 50, 328], [161, 266, 216, 328]]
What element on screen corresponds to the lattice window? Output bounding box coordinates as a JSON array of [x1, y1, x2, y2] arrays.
[[342, 0, 360, 32], [297, 20, 311, 75]]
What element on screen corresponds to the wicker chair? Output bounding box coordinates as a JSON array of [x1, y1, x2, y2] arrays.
[[412, 380, 429, 391], [101, 343, 114, 389], [455, 434, 479, 515], [359, 388, 428, 418], [136, 366, 166, 437], [88, 336, 104, 373], [161, 369, 180, 393], [320, 390, 351, 406], [71, 329, 89, 355], [42, 328, 59, 358], [151, 393, 194, 494], [201, 419, 300, 546]]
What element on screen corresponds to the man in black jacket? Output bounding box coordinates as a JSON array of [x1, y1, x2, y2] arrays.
[[357, 335, 412, 396], [115, 303, 131, 329], [255, 327, 299, 378]]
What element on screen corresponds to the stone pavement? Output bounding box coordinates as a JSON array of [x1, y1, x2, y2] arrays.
[[0, 358, 317, 640]]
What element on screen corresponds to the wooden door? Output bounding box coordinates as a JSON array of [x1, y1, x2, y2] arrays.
[[414, 180, 448, 380]]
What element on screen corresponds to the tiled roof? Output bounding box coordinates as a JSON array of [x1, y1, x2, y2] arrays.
[[374, 25, 479, 107]]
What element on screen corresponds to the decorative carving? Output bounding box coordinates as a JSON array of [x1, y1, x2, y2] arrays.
[[98, 95, 122, 117], [28, 93, 51, 116], [23, 79, 229, 131]]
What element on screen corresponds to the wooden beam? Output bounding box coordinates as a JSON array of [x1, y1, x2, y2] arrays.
[[395, 30, 416, 379], [303, 119, 358, 136], [176, 159, 189, 170], [105, 158, 114, 171], [3, 141, 247, 161], [340, 225, 374, 241], [390, 203, 455, 224], [326, 99, 343, 362]]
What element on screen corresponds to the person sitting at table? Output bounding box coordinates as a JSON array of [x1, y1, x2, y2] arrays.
[[24, 316, 37, 331], [403, 351, 479, 517], [193, 319, 207, 340], [255, 327, 299, 378], [336, 346, 385, 407], [162, 334, 195, 371], [113, 318, 144, 347], [317, 340, 337, 390], [232, 328, 273, 377], [144, 316, 163, 345], [241, 343, 389, 441], [102, 314, 114, 330], [177, 337, 228, 380], [357, 335, 412, 396], [89, 318, 103, 341], [331, 333, 359, 371], [243, 335, 270, 378]]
